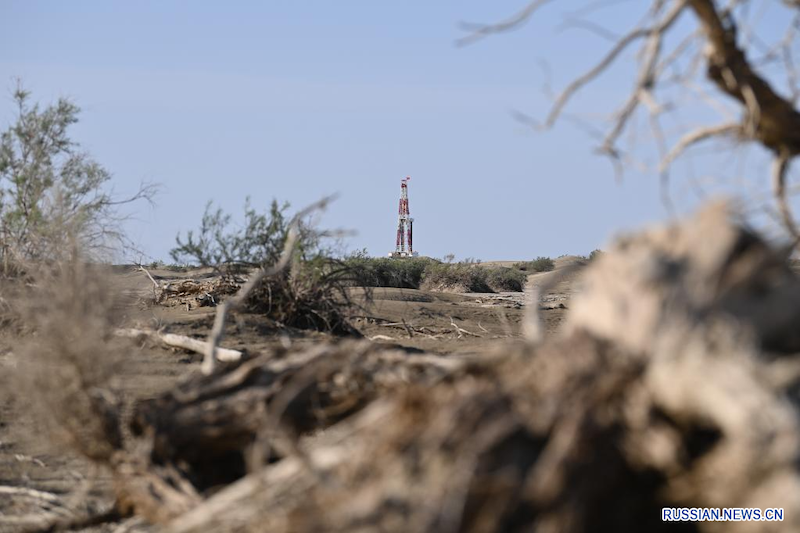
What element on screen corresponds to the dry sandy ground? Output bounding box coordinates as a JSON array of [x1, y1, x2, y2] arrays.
[[0, 260, 581, 532]]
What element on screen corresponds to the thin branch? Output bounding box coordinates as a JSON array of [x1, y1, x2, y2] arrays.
[[648, 113, 675, 214], [659, 122, 741, 172], [457, 0, 556, 47], [136, 264, 161, 302], [546, 0, 687, 131], [772, 147, 799, 239], [557, 16, 621, 42]]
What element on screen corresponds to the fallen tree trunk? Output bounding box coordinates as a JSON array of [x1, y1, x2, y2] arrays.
[[116, 328, 243, 362]]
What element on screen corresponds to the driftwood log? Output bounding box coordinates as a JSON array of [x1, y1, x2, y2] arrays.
[[115, 328, 243, 362]]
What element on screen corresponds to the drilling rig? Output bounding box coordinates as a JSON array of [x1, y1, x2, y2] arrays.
[[388, 177, 418, 258]]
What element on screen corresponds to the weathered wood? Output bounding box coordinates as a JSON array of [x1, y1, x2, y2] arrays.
[[168, 399, 394, 533], [107, 340, 471, 524], [116, 328, 242, 362]]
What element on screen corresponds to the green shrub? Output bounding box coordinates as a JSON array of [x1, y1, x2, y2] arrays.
[[514, 256, 555, 273], [171, 198, 301, 275], [486, 267, 527, 292], [421, 262, 491, 293], [342, 255, 529, 293], [342, 253, 435, 289], [147, 260, 189, 272]]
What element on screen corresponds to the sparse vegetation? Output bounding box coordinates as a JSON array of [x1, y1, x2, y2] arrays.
[[514, 256, 555, 273], [146, 259, 190, 272], [343, 255, 529, 293], [588, 249, 604, 262], [485, 266, 527, 292], [343, 251, 435, 289], [171, 198, 306, 275], [421, 261, 491, 293], [170, 199, 356, 334]]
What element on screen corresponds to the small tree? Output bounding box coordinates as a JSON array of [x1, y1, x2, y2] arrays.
[[0, 83, 154, 275], [170, 198, 333, 274], [171, 199, 293, 274]]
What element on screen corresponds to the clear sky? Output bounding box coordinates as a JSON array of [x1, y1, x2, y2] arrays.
[[1, 1, 792, 262]]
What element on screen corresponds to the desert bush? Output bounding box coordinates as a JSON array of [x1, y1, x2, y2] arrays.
[[485, 266, 526, 292], [343, 251, 435, 289], [421, 261, 491, 293], [344, 256, 526, 293], [0, 84, 155, 277], [514, 256, 555, 272], [171, 198, 356, 334], [588, 249, 604, 261], [147, 259, 189, 272], [171, 198, 311, 275]]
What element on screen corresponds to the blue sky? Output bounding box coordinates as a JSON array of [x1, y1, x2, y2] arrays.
[[1, 1, 792, 261]]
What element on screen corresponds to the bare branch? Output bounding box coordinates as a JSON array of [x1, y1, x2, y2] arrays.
[[457, 0, 556, 47], [546, 1, 687, 131], [557, 16, 621, 43], [689, 0, 800, 154], [659, 122, 741, 172], [136, 264, 161, 302], [772, 147, 799, 239]]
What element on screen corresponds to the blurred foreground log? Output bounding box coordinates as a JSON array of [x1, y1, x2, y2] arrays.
[[110, 340, 474, 525]]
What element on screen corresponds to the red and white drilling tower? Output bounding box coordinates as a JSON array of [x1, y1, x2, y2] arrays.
[[389, 177, 418, 258]]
